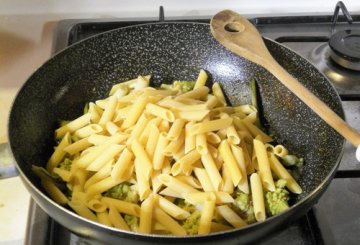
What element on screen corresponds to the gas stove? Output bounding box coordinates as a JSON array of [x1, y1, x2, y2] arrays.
[[25, 4, 360, 245]]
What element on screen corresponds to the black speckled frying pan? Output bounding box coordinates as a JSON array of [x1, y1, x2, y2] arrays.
[[9, 22, 344, 244]]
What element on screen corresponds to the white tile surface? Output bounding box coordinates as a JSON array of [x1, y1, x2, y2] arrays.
[[0, 177, 30, 245]]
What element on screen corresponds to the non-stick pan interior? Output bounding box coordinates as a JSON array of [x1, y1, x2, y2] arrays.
[[9, 22, 343, 225]]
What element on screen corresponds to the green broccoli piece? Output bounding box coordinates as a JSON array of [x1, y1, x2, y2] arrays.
[[58, 158, 72, 171], [176, 199, 201, 235], [160, 81, 196, 93], [281, 155, 304, 168], [182, 210, 201, 235], [265, 179, 290, 216], [232, 190, 256, 224], [124, 214, 139, 232], [281, 155, 305, 181], [103, 182, 139, 204]]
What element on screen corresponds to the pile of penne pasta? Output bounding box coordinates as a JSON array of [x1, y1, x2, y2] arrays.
[[39, 70, 302, 236]]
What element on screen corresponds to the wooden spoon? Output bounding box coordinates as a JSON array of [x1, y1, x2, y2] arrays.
[[211, 10, 360, 161]]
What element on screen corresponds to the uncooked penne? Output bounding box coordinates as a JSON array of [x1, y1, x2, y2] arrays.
[[212, 82, 227, 106], [195, 133, 208, 155], [193, 167, 215, 192], [253, 138, 275, 192], [269, 153, 302, 194], [171, 149, 201, 176], [158, 174, 199, 194], [167, 118, 185, 140], [250, 173, 266, 222], [86, 144, 125, 171], [188, 117, 233, 135], [185, 121, 196, 154], [47, 132, 71, 171], [131, 138, 153, 180], [157, 195, 190, 220], [98, 95, 118, 126], [216, 205, 247, 228], [134, 158, 151, 201], [153, 207, 187, 236], [153, 132, 169, 170], [194, 69, 208, 89], [121, 95, 147, 129], [64, 137, 92, 155], [55, 113, 91, 139], [201, 153, 223, 191], [37, 72, 304, 236], [139, 195, 155, 234], [198, 198, 216, 235], [218, 140, 242, 186], [146, 103, 175, 122], [111, 148, 134, 181], [68, 199, 98, 222]]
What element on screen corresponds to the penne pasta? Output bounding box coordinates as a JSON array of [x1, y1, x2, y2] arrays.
[[108, 205, 130, 230], [269, 153, 302, 194], [194, 69, 208, 89], [253, 138, 275, 192], [47, 132, 71, 171], [195, 133, 208, 155], [34, 72, 304, 236], [216, 205, 247, 228], [111, 148, 134, 181], [131, 138, 153, 180], [193, 168, 215, 192], [121, 95, 147, 129], [157, 195, 190, 220], [212, 82, 227, 106], [158, 174, 199, 194], [153, 207, 187, 236], [55, 113, 91, 139], [86, 144, 125, 171], [167, 118, 185, 140], [139, 195, 155, 234], [201, 153, 223, 191], [146, 103, 175, 122], [188, 117, 233, 135], [250, 173, 266, 222], [153, 132, 169, 170], [198, 198, 216, 235], [218, 140, 243, 186]]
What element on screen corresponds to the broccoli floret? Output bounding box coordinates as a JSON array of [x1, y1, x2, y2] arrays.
[[103, 182, 139, 204], [160, 81, 196, 93], [58, 158, 72, 171], [176, 199, 201, 235], [281, 155, 304, 168], [232, 190, 255, 224], [265, 179, 290, 216], [182, 210, 201, 235], [124, 214, 139, 232], [281, 155, 304, 181]]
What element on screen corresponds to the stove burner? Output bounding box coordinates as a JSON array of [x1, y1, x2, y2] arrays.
[[329, 29, 360, 71], [309, 42, 360, 95]]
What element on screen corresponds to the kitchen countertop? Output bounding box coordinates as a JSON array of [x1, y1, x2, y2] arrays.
[[1, 2, 360, 244]]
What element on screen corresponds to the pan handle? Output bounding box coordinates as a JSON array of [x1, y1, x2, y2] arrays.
[[0, 142, 19, 179]]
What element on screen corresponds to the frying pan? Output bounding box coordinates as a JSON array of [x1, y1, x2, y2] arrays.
[[8, 21, 344, 244]]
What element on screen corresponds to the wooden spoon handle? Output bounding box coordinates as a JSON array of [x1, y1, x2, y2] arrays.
[[267, 60, 360, 146], [211, 10, 360, 146]]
